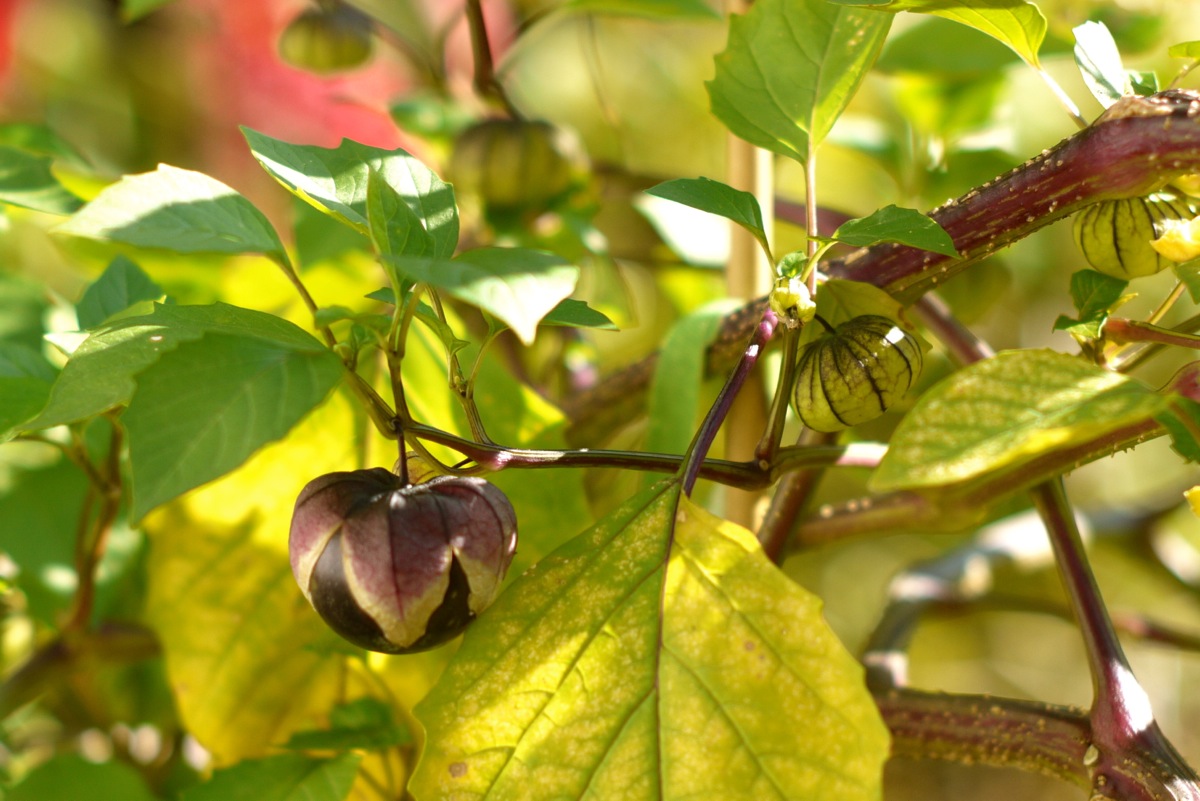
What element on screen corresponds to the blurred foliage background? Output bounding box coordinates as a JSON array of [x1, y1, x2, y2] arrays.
[[2, 0, 1200, 799]]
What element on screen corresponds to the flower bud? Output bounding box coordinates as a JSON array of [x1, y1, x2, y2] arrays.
[[289, 468, 517, 653]]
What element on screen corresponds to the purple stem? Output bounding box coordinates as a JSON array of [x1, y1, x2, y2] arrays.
[[681, 311, 778, 495], [836, 90, 1200, 301], [1032, 481, 1200, 799]]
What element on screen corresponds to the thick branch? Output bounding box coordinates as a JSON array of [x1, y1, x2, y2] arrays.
[[564, 90, 1200, 442]]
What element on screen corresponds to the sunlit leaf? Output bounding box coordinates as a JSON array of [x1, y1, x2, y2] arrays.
[[366, 169, 437, 258], [412, 482, 889, 800], [1074, 21, 1128, 108], [55, 164, 286, 261], [383, 248, 578, 345], [707, 0, 891, 161], [242, 127, 458, 257], [833, 205, 959, 257], [0, 145, 83, 214], [831, 0, 1046, 68], [75, 255, 164, 329], [181, 753, 361, 801], [646, 177, 769, 256], [872, 349, 1168, 491]]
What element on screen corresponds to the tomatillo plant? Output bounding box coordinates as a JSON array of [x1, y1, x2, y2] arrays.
[[7, 2, 1200, 801]]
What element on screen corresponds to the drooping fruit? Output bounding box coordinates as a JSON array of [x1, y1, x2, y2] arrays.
[[289, 468, 517, 653], [792, 315, 922, 433], [447, 118, 581, 213], [1072, 193, 1195, 279], [278, 3, 374, 74]]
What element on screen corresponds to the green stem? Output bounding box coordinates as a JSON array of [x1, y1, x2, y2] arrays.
[[755, 326, 800, 464], [273, 254, 337, 349]]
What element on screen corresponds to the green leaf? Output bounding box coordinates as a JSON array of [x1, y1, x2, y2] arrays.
[[293, 197, 369, 269], [20, 302, 332, 434], [0, 123, 85, 163], [412, 483, 888, 800], [871, 349, 1168, 491], [1052, 269, 1129, 338], [707, 0, 891, 161], [283, 698, 412, 751], [645, 300, 743, 467], [646, 177, 770, 258], [831, 0, 1046, 68], [1074, 21, 1128, 108], [242, 127, 459, 257], [1158, 398, 1200, 463], [1127, 69, 1159, 97], [0, 343, 57, 436], [832, 204, 959, 257], [75, 255, 164, 329], [1174, 260, 1200, 303], [383, 248, 579, 345], [366, 169, 437, 258], [181, 753, 361, 801], [123, 328, 342, 519], [1068, 269, 1129, 317], [0, 145, 83, 215], [0, 457, 89, 622], [55, 164, 286, 262], [1169, 40, 1200, 58], [540, 298, 618, 330], [7, 753, 157, 801], [561, 0, 720, 19]]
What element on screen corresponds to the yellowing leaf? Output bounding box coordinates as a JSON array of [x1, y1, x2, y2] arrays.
[[143, 394, 367, 764], [872, 349, 1167, 491], [410, 482, 888, 800]]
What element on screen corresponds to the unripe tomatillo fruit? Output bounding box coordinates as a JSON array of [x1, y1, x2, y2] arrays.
[[289, 468, 517, 653], [793, 314, 922, 433], [1072, 193, 1195, 279], [448, 119, 580, 212], [278, 3, 374, 74]]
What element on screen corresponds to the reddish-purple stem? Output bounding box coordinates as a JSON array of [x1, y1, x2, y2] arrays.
[[681, 311, 778, 495]]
